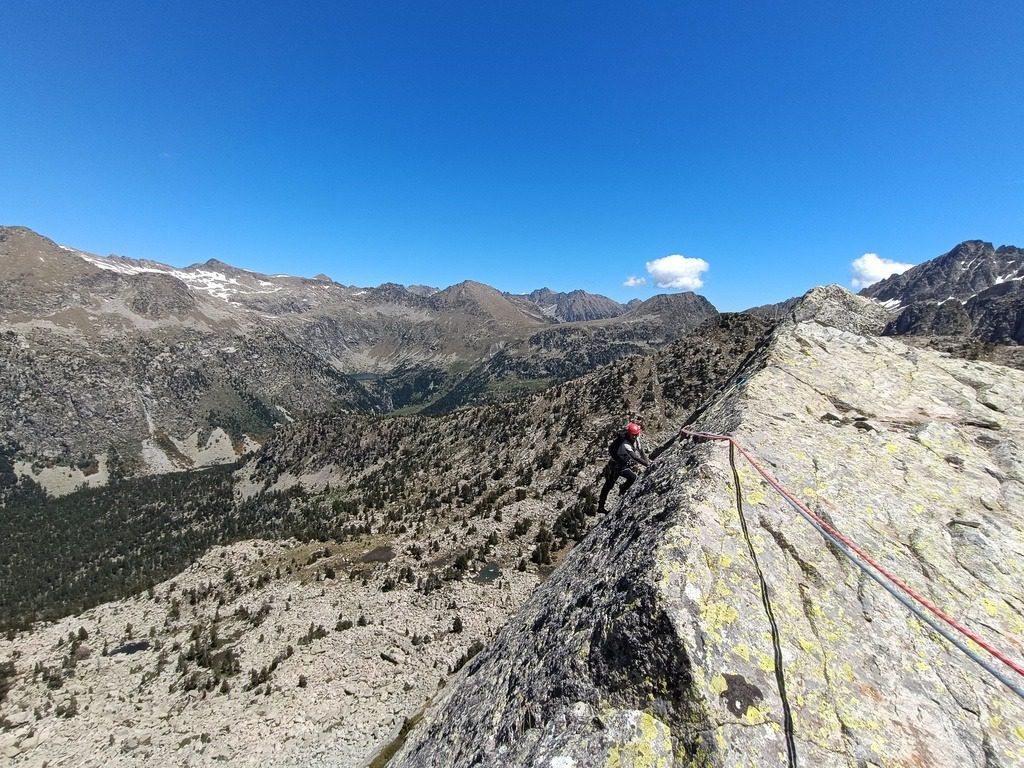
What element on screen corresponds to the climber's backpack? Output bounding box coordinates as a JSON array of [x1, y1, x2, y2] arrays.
[[608, 432, 627, 462]]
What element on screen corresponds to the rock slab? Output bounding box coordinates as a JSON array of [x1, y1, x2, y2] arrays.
[[390, 306, 1024, 767]]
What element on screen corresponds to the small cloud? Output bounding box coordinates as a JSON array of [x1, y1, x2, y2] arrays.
[[645, 254, 709, 290], [623, 275, 646, 287], [850, 252, 914, 289]]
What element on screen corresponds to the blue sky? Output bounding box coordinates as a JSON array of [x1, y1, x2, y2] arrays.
[[2, 1, 1022, 310]]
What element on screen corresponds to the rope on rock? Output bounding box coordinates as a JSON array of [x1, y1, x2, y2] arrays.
[[679, 426, 1024, 702], [727, 442, 799, 767]]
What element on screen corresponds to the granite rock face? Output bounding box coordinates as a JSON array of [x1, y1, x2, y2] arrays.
[[389, 291, 1024, 767]]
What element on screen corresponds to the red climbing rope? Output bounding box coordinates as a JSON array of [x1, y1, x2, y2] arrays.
[[680, 426, 1024, 681]]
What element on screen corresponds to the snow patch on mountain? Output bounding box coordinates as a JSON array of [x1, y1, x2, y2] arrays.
[[72, 250, 284, 301]]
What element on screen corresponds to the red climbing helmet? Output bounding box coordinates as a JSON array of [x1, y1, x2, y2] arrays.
[[626, 422, 642, 437]]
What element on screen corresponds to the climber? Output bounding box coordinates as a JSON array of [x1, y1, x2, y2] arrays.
[[597, 422, 654, 514]]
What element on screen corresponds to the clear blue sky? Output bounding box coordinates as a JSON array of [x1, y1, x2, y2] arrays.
[[2, 1, 1022, 310]]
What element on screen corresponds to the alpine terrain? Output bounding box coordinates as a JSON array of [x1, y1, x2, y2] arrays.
[[1, 231, 1023, 767], [0, 226, 715, 490], [751, 240, 1024, 370], [389, 287, 1024, 767]]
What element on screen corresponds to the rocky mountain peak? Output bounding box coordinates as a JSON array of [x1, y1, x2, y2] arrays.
[[431, 279, 495, 304], [627, 290, 716, 318], [859, 240, 1024, 344], [0, 227, 106, 308], [1, 225, 49, 242], [526, 287, 556, 301], [430, 280, 549, 325], [862, 240, 1023, 307], [198, 257, 235, 270], [750, 241, 1024, 349], [367, 281, 413, 301], [405, 283, 439, 297], [520, 287, 626, 323]]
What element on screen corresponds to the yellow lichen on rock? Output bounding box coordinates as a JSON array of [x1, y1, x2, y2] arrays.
[[700, 601, 738, 642], [604, 711, 673, 768], [709, 673, 728, 695]]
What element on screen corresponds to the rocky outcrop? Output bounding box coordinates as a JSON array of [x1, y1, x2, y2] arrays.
[[789, 284, 891, 335], [389, 290, 1024, 767], [749, 285, 893, 333]]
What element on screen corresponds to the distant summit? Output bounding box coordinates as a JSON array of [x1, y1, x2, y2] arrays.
[[745, 240, 1023, 346], [405, 284, 438, 297], [518, 287, 626, 323], [625, 290, 715, 319], [430, 280, 549, 325], [861, 240, 1024, 343], [861, 240, 1023, 306]]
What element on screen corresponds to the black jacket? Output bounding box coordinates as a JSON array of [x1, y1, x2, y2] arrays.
[[609, 432, 651, 469]]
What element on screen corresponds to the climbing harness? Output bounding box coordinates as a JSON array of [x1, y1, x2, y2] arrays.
[[680, 426, 1024, 702]]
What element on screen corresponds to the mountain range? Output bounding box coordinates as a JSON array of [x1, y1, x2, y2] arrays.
[[0, 226, 716, 483], [3, 225, 1022, 489], [1, 228, 1023, 767]]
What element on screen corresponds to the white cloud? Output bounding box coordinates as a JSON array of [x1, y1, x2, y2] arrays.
[[645, 254, 709, 290], [850, 252, 914, 289], [623, 275, 646, 287]]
